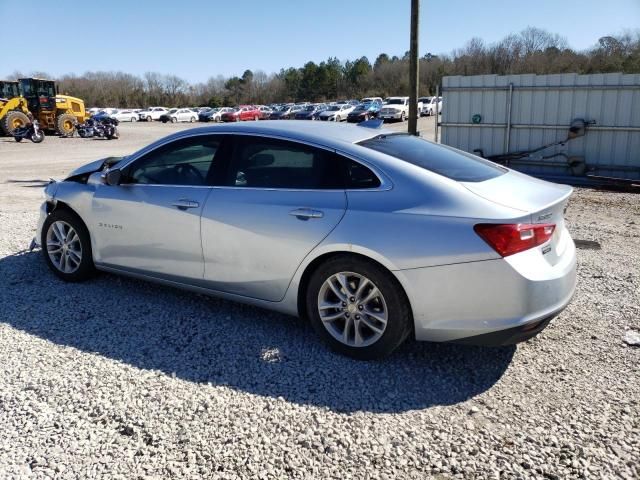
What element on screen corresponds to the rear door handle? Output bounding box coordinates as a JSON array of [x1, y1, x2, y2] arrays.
[[172, 199, 200, 210], [289, 208, 324, 219]]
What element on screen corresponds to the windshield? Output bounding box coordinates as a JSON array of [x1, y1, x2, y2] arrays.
[[328, 106, 340, 111], [0, 82, 19, 98], [359, 134, 506, 183], [387, 98, 405, 105], [304, 105, 315, 111], [168, 109, 177, 113]]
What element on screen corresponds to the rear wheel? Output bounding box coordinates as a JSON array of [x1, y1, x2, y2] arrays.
[[400, 111, 406, 122], [131, 117, 137, 122], [41, 209, 95, 282], [147, 116, 153, 122], [254, 115, 259, 121], [306, 256, 412, 360], [190, 116, 196, 123], [2, 110, 30, 135], [56, 113, 76, 136]]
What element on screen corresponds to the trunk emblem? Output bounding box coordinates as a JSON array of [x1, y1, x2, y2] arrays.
[[537, 212, 553, 221]]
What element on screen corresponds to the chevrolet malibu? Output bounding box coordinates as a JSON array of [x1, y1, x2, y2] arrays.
[[35, 121, 576, 359]]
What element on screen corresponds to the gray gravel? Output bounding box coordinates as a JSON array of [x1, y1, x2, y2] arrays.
[[0, 181, 638, 478]]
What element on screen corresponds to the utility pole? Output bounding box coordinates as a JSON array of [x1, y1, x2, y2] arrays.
[[408, 0, 420, 135]]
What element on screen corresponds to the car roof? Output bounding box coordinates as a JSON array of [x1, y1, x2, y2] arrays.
[[138, 120, 390, 153]]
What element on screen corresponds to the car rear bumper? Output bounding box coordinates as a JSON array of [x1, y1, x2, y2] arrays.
[[398, 230, 577, 344]]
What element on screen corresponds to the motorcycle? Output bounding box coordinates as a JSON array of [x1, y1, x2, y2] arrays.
[[13, 119, 45, 143], [76, 116, 119, 140]]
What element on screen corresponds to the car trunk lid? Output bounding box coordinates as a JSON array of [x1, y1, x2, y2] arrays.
[[461, 170, 572, 266]]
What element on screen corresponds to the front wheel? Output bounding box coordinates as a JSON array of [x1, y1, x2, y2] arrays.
[[131, 117, 137, 122], [41, 209, 96, 282], [30, 130, 45, 143], [14, 136, 22, 142], [306, 256, 412, 360]]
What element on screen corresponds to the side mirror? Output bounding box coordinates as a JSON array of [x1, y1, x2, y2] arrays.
[[104, 168, 122, 186]]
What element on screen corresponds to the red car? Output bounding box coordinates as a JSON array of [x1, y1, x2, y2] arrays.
[[220, 105, 261, 122]]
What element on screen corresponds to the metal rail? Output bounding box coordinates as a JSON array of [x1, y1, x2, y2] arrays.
[[442, 85, 640, 91], [440, 123, 640, 132]]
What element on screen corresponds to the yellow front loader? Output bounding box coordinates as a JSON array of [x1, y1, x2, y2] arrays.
[[0, 78, 88, 136], [0, 80, 31, 135]]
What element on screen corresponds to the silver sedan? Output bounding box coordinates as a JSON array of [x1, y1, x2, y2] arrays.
[[35, 121, 577, 359]]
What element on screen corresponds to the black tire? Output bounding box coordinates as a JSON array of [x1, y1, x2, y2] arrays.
[[400, 111, 406, 122], [2, 110, 30, 135], [56, 113, 76, 136], [306, 255, 412, 360], [147, 116, 153, 122], [14, 136, 22, 142], [41, 209, 96, 282]]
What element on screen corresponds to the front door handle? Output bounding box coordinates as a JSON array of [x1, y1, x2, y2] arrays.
[[172, 199, 200, 210], [289, 208, 324, 219]]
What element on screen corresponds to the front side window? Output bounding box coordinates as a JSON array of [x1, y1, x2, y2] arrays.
[[359, 134, 506, 183], [123, 135, 224, 186]]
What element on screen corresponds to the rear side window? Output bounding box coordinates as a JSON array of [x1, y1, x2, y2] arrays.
[[359, 134, 505, 182], [226, 137, 381, 190], [228, 137, 344, 189]]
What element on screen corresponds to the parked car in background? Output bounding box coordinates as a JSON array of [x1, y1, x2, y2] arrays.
[[257, 106, 273, 119], [199, 107, 233, 122], [221, 105, 261, 122], [110, 110, 139, 122], [197, 107, 214, 121], [270, 105, 296, 120], [211, 107, 234, 122], [294, 104, 327, 120], [160, 108, 198, 123], [419, 96, 442, 116], [347, 101, 382, 123], [318, 104, 354, 121], [159, 109, 178, 123], [379, 97, 423, 122], [37, 121, 577, 359], [138, 107, 168, 122], [176, 108, 198, 122], [362, 97, 383, 104]]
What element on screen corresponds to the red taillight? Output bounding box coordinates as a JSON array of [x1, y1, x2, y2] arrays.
[[474, 223, 556, 257]]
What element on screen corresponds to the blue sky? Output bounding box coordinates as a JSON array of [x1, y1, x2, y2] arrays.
[[2, 0, 638, 82]]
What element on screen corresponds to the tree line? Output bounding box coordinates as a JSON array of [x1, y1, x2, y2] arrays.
[[6, 27, 639, 108]]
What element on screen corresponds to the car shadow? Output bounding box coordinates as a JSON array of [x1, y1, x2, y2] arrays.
[[0, 251, 515, 413]]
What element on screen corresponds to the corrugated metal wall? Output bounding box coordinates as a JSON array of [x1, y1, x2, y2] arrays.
[[440, 73, 640, 184]]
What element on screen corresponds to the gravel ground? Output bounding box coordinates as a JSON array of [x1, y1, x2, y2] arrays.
[[0, 124, 638, 478]]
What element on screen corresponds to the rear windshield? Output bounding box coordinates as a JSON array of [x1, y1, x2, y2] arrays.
[[358, 134, 506, 182]]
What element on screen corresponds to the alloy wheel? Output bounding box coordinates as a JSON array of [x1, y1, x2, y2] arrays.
[[46, 221, 82, 274], [317, 271, 388, 348]]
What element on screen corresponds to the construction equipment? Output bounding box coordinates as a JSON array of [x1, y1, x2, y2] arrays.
[[0, 78, 88, 136], [0, 80, 19, 100], [0, 80, 30, 135], [19, 78, 88, 136]]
